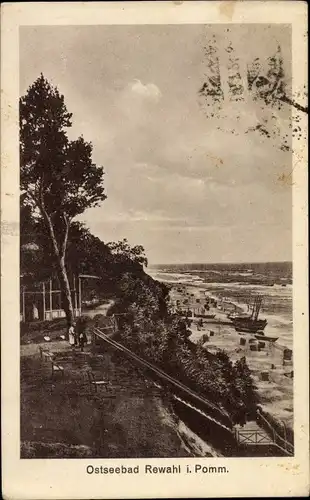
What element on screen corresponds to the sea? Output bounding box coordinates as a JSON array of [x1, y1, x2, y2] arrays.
[[148, 262, 293, 349]]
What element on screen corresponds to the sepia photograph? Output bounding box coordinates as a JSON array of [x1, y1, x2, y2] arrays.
[[1, 2, 308, 499], [19, 21, 304, 460]]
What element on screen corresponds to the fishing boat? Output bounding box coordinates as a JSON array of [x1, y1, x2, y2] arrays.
[[255, 332, 278, 343], [227, 311, 249, 321], [232, 296, 267, 333], [227, 298, 254, 320], [234, 319, 267, 333], [235, 325, 266, 334]]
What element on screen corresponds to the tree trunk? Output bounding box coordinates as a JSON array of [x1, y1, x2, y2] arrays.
[[57, 257, 74, 329], [39, 199, 74, 330]]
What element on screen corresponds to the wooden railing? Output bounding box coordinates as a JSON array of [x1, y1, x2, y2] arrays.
[[92, 327, 294, 457], [93, 327, 233, 431], [256, 409, 294, 455]]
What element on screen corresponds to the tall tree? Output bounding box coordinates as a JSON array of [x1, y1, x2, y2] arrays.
[[20, 74, 106, 326]]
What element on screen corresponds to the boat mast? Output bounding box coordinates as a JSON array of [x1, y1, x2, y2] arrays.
[[253, 297, 259, 321], [254, 296, 263, 321], [250, 296, 257, 319]]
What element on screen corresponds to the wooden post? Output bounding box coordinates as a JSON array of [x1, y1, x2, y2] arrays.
[[283, 421, 287, 450], [73, 275, 78, 317], [49, 279, 52, 319], [79, 276, 82, 316], [235, 429, 239, 444], [42, 282, 46, 321], [22, 285, 26, 322], [113, 315, 117, 334]]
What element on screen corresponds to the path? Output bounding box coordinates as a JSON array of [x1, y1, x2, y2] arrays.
[[83, 299, 115, 318]]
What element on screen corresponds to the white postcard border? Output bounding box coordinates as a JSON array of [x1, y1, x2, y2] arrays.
[[1, 2, 308, 499]]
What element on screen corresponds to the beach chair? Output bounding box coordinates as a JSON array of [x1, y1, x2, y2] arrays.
[[39, 346, 55, 362], [51, 361, 64, 380], [86, 370, 110, 393]]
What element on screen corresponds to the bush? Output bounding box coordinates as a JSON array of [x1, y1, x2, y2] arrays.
[[105, 269, 259, 425]]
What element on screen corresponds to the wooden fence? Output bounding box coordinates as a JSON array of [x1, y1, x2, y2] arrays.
[[236, 429, 272, 446], [256, 409, 294, 455]]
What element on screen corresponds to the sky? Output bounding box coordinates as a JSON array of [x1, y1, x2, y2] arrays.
[[20, 24, 292, 265]]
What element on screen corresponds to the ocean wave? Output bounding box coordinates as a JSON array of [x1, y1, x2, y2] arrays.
[[147, 271, 204, 284], [152, 269, 293, 349]]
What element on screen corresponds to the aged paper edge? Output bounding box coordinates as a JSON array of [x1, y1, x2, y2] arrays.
[[1, 2, 309, 499]]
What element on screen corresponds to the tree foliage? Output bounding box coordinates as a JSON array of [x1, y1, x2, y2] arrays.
[[20, 75, 106, 325], [20, 75, 106, 219], [21, 213, 149, 296], [107, 239, 148, 268], [112, 273, 258, 425]]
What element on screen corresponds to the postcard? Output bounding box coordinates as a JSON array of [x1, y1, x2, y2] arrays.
[[1, 1, 308, 498]]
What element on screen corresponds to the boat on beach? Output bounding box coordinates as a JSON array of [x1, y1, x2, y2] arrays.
[[232, 296, 267, 333], [235, 322, 267, 334], [255, 333, 278, 343], [234, 317, 268, 333], [227, 311, 249, 321]]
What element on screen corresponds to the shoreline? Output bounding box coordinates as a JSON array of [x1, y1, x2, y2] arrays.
[[165, 282, 293, 432], [148, 270, 293, 350]]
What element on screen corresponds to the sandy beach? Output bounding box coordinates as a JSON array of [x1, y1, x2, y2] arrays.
[[168, 283, 293, 431]]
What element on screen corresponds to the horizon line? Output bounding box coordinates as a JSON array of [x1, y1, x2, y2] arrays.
[[148, 260, 292, 267]]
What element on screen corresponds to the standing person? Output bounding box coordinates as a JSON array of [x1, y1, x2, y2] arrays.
[[68, 322, 75, 347], [75, 318, 81, 347], [33, 303, 39, 320], [79, 330, 87, 352], [78, 317, 87, 352]]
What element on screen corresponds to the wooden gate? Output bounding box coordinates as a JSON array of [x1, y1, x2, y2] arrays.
[[236, 428, 272, 445]]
